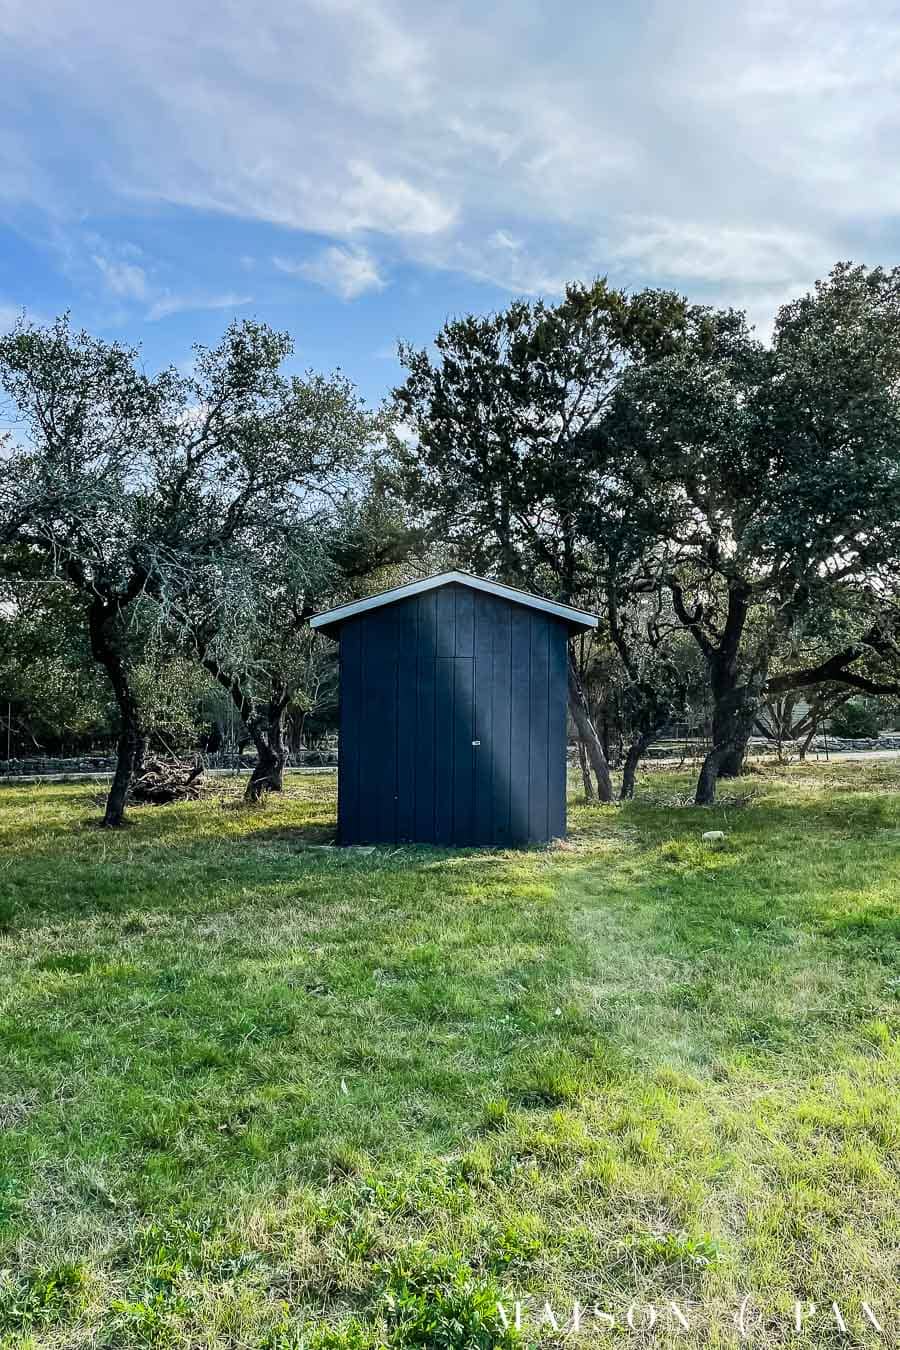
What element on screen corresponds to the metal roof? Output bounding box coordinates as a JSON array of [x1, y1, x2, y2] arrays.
[[310, 570, 598, 637]]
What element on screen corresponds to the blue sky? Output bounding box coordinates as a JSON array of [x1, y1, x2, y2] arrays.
[[1, 0, 898, 406]]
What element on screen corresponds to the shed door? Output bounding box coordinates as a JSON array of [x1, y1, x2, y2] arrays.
[[434, 655, 476, 845]]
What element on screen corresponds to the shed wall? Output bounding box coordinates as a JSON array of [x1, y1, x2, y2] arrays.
[[337, 583, 568, 845]]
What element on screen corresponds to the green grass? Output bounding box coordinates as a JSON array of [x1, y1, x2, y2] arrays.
[[0, 763, 898, 1348]]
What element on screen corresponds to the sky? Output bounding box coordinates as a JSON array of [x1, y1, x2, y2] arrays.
[[1, 0, 899, 406]]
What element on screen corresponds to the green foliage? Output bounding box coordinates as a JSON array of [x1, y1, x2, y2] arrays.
[[396, 278, 692, 591], [486, 1217, 544, 1272], [0, 585, 110, 751], [107, 1291, 190, 1347], [626, 1228, 722, 1271], [829, 700, 880, 738]]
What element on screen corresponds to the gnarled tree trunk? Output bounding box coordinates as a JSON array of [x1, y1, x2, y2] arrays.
[[89, 599, 145, 828], [245, 707, 288, 801], [695, 682, 764, 805], [684, 581, 763, 806], [716, 737, 750, 779], [619, 730, 657, 801], [714, 688, 750, 775], [201, 657, 292, 804]]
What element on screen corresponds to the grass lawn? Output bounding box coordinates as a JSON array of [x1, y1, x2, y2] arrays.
[[0, 763, 898, 1348]]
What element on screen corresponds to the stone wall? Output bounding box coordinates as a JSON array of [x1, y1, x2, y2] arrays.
[[807, 734, 900, 752], [0, 749, 338, 776]]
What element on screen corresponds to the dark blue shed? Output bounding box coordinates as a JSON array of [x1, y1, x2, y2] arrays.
[[310, 572, 597, 847]]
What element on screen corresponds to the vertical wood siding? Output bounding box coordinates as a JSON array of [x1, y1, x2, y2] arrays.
[[337, 582, 568, 845]]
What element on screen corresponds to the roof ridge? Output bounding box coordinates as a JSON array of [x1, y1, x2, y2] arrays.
[[310, 570, 598, 634]]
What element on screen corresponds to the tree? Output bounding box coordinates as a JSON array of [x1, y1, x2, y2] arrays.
[[165, 489, 417, 800], [756, 688, 852, 760], [0, 319, 170, 820], [606, 265, 900, 803], [0, 579, 110, 755], [606, 583, 702, 799], [395, 280, 693, 802], [0, 315, 379, 825]]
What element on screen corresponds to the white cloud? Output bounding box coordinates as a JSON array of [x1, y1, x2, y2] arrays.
[[342, 161, 455, 237], [612, 221, 831, 287], [490, 230, 522, 252], [2, 0, 900, 321], [146, 292, 252, 321], [92, 253, 149, 300], [275, 245, 386, 300], [86, 239, 252, 321]]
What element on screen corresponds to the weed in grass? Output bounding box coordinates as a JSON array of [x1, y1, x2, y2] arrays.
[[480, 1099, 510, 1131], [486, 1215, 545, 1272], [0, 1262, 88, 1333], [0, 1174, 21, 1227], [378, 1250, 519, 1349], [107, 1290, 191, 1348]]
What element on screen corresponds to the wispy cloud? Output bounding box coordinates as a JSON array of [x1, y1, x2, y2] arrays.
[[275, 245, 386, 300], [2, 0, 899, 326], [92, 253, 149, 300], [145, 292, 252, 322], [611, 220, 831, 287]]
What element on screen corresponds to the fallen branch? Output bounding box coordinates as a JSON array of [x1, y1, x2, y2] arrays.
[[130, 758, 206, 805]]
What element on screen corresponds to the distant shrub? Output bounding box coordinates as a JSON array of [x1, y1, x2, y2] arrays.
[[829, 702, 880, 739]]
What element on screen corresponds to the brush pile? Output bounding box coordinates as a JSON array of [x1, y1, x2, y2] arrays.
[[130, 758, 206, 805]]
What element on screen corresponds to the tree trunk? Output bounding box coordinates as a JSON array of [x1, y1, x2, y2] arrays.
[[717, 736, 750, 779], [567, 657, 613, 803], [201, 658, 291, 804], [799, 724, 817, 762], [88, 600, 144, 828], [245, 709, 288, 801], [695, 685, 762, 805], [104, 721, 145, 826], [691, 579, 768, 804], [711, 624, 753, 779], [577, 734, 595, 801], [619, 732, 654, 801], [695, 746, 726, 805]]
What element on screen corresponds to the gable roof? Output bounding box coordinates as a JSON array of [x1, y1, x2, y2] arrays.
[[310, 571, 598, 637]]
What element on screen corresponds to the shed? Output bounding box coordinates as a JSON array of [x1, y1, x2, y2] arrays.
[[311, 572, 597, 847]]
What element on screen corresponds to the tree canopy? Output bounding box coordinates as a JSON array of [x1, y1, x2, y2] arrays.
[[0, 315, 389, 822], [2, 262, 899, 817]]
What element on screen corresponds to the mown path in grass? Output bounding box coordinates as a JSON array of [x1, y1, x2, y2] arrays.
[[0, 765, 897, 1348]]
